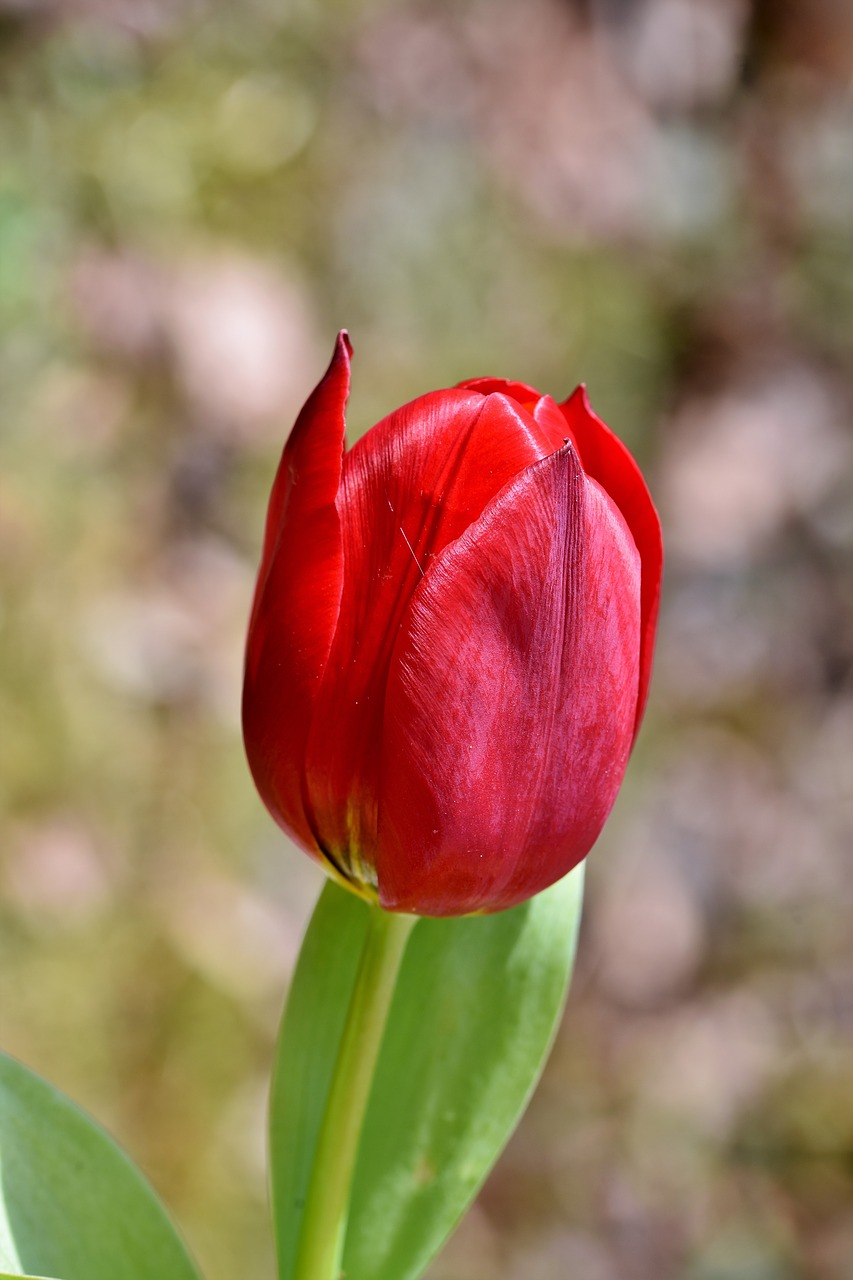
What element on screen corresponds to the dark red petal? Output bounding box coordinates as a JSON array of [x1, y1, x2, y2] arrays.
[[302, 389, 557, 879], [558, 386, 662, 734], [242, 332, 349, 852], [377, 444, 641, 916]]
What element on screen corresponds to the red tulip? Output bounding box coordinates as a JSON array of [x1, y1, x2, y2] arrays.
[[243, 333, 662, 916]]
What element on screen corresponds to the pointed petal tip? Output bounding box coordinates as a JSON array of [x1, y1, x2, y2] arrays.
[[563, 383, 593, 417], [335, 329, 353, 361], [323, 330, 352, 395]]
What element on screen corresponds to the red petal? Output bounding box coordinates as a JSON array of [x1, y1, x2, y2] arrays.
[[457, 376, 543, 412], [558, 387, 662, 734], [377, 444, 642, 916], [303, 389, 556, 880], [242, 333, 349, 852]]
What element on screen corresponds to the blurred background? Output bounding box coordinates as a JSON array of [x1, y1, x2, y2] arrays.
[[1, 0, 852, 1276]]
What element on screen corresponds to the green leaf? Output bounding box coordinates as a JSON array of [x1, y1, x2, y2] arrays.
[[0, 1053, 203, 1280], [0, 1273, 60, 1279], [270, 865, 584, 1280]]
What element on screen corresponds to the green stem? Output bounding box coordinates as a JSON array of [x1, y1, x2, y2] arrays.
[[293, 902, 416, 1280]]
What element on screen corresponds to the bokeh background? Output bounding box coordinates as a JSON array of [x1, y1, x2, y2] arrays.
[[1, 0, 852, 1276]]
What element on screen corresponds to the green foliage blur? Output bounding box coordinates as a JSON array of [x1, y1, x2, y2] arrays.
[[1, 1, 851, 1278]]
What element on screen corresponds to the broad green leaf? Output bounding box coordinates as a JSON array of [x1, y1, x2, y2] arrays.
[[270, 866, 584, 1280], [0, 1053, 203, 1280]]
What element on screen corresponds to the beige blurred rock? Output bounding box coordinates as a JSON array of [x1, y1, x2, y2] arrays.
[[72, 249, 165, 362], [30, 364, 131, 453], [4, 816, 117, 926], [794, 697, 853, 817], [357, 0, 732, 242], [617, 1111, 713, 1241], [163, 537, 254, 725], [165, 255, 321, 441], [473, 11, 666, 242], [596, 0, 748, 112], [216, 1076, 269, 1188], [1, 0, 193, 33], [638, 994, 781, 1137], [590, 851, 705, 1008], [81, 586, 204, 703], [356, 7, 476, 121], [661, 364, 852, 568], [509, 1229, 617, 1280], [159, 866, 297, 1008], [810, 1214, 853, 1279], [79, 536, 252, 720], [783, 96, 853, 231], [72, 247, 322, 442], [622, 729, 845, 915]]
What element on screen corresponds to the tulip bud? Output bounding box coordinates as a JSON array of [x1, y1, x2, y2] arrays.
[[243, 333, 662, 916]]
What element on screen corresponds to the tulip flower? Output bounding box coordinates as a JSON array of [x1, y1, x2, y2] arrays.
[[243, 333, 662, 916]]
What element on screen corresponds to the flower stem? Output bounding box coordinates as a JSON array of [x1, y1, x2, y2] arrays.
[[293, 902, 416, 1280]]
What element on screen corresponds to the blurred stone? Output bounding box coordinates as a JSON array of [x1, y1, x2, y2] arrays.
[[216, 1076, 269, 1186], [661, 363, 852, 569], [794, 697, 853, 821], [72, 249, 165, 363], [0, 0, 196, 34], [595, 0, 748, 112], [0, 0, 47, 15], [810, 1216, 853, 1280], [686, 1224, 799, 1280], [81, 586, 204, 704], [79, 536, 252, 718], [71, 248, 322, 442], [161, 537, 253, 725], [657, 538, 850, 706], [355, 7, 475, 122], [655, 577, 778, 704], [357, 0, 734, 242], [622, 730, 845, 918], [639, 995, 780, 1137], [618, 1109, 712, 1243], [0, 482, 38, 574], [788, 966, 853, 1053], [159, 865, 295, 1007], [782, 96, 853, 231], [602, 1171, 686, 1280], [509, 1229, 617, 1280], [5, 816, 117, 926], [471, 9, 667, 241], [165, 255, 321, 442], [590, 851, 705, 1007], [30, 363, 130, 453]]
